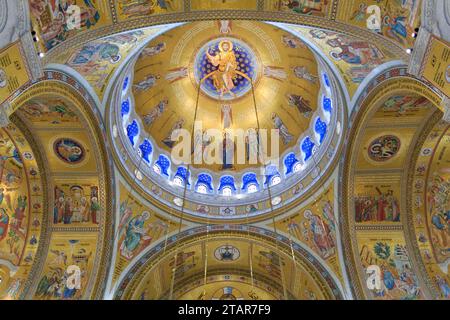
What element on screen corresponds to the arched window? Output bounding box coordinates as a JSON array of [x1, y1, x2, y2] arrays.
[[123, 76, 130, 93], [301, 137, 315, 162], [139, 139, 153, 163], [293, 162, 303, 173], [219, 176, 237, 196], [323, 73, 331, 88], [121, 99, 130, 118], [196, 174, 213, 194], [196, 184, 208, 194], [173, 167, 190, 188], [247, 184, 258, 193], [284, 153, 301, 175], [323, 96, 332, 114], [153, 155, 170, 177], [126, 120, 139, 146], [242, 173, 259, 194], [314, 118, 328, 144], [222, 187, 233, 197], [264, 165, 281, 187]]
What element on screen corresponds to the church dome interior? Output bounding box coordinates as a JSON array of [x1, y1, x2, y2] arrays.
[[111, 21, 344, 222], [0, 0, 448, 302]]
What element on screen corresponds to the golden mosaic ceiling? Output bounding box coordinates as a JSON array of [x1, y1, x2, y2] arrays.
[[132, 21, 323, 172], [1, 0, 449, 302]]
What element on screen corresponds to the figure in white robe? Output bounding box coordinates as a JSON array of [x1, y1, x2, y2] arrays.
[[165, 67, 188, 83], [133, 74, 160, 92], [162, 119, 185, 148], [293, 66, 318, 84], [271, 113, 293, 145], [219, 20, 232, 34], [221, 104, 233, 129], [246, 128, 260, 164], [193, 131, 212, 163], [140, 42, 166, 57], [264, 66, 287, 81], [143, 99, 169, 127]]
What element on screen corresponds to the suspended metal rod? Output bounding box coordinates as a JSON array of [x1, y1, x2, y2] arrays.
[[250, 80, 289, 300], [169, 78, 202, 300]]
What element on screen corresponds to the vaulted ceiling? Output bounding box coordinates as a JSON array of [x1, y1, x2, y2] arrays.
[[0, 0, 448, 300]]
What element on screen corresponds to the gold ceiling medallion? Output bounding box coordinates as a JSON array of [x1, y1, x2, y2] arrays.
[[193, 37, 259, 102]]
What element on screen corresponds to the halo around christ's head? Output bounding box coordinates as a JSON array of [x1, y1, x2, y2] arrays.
[[219, 40, 233, 52]]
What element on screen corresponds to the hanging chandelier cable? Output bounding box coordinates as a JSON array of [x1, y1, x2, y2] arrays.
[[169, 78, 202, 300], [250, 80, 289, 300], [245, 197, 256, 294]]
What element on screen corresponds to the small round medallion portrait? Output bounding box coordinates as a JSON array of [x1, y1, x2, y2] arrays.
[[23, 152, 34, 161], [53, 138, 85, 164], [214, 245, 240, 262], [368, 135, 401, 162], [421, 148, 433, 156]]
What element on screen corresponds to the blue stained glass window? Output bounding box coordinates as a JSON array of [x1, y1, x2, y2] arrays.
[[219, 176, 237, 192], [242, 173, 259, 192], [123, 76, 129, 92], [196, 173, 213, 192], [174, 167, 190, 186], [284, 153, 300, 175], [323, 96, 332, 114], [154, 155, 170, 177], [323, 73, 330, 87], [121, 99, 130, 118], [314, 118, 328, 144], [301, 137, 315, 161], [264, 165, 281, 186], [126, 120, 139, 146], [139, 139, 153, 163]]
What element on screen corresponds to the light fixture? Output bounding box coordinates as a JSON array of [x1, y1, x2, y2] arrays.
[[270, 176, 282, 187], [293, 162, 304, 174], [247, 184, 258, 194], [222, 187, 232, 197], [152, 164, 161, 174], [196, 184, 208, 194], [173, 177, 184, 187]]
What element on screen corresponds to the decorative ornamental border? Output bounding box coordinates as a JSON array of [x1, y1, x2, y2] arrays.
[[43, 10, 408, 64]]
